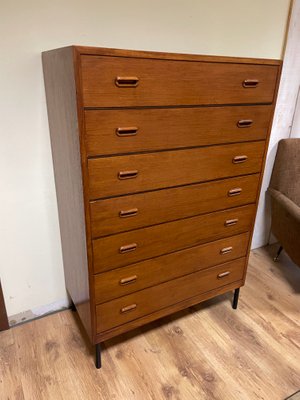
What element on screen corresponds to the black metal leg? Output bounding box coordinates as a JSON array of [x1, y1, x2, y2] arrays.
[[232, 288, 240, 310], [274, 245, 283, 262], [95, 343, 101, 369], [70, 301, 76, 312]]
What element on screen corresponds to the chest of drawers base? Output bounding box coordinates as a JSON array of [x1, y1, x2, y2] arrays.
[[42, 45, 281, 368]]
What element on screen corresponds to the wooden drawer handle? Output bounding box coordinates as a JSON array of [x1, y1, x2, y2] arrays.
[[225, 218, 238, 227], [237, 119, 253, 128], [120, 304, 137, 313], [120, 275, 137, 285], [118, 170, 138, 180], [228, 188, 242, 197], [233, 155, 248, 164], [119, 243, 137, 254], [119, 208, 138, 218], [220, 246, 233, 255], [217, 271, 231, 279], [242, 79, 259, 88], [116, 127, 138, 137], [115, 76, 139, 88]]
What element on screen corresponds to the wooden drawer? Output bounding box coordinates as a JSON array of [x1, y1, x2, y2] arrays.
[[80, 56, 278, 107], [92, 204, 255, 273], [84, 105, 272, 157], [88, 141, 265, 199], [96, 257, 246, 333], [90, 174, 260, 238], [94, 232, 249, 304]]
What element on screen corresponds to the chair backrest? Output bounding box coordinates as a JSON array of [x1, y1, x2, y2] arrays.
[[269, 138, 300, 206]]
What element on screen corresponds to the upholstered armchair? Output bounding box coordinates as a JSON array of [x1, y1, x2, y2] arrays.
[[268, 138, 300, 266], [268, 139, 300, 266]]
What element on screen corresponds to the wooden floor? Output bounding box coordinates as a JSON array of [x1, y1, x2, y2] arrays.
[[1, 245, 300, 400]]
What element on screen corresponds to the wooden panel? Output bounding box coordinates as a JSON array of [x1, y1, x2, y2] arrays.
[[93, 204, 255, 273], [84, 105, 272, 156], [80, 56, 278, 107], [96, 279, 243, 342], [76, 45, 282, 65], [96, 258, 246, 332], [94, 233, 249, 304], [88, 141, 265, 199], [42, 48, 92, 339], [90, 174, 259, 238], [0, 281, 9, 331]]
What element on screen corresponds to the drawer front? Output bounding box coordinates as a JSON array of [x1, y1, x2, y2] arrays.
[[84, 105, 272, 157], [93, 204, 255, 273], [80, 56, 278, 107], [90, 174, 260, 238], [88, 141, 265, 199], [96, 258, 246, 333], [94, 233, 249, 304]]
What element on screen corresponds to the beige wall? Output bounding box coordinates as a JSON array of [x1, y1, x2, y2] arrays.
[[0, 0, 291, 319]]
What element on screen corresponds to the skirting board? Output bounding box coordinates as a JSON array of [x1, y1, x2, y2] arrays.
[[8, 298, 69, 326]]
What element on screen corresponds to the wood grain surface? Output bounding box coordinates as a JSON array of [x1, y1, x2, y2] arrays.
[[84, 105, 272, 156], [1, 245, 299, 400], [90, 174, 260, 237], [96, 258, 246, 332], [93, 204, 255, 273], [88, 142, 265, 199], [42, 47, 92, 339], [81, 56, 278, 107], [94, 233, 250, 304]]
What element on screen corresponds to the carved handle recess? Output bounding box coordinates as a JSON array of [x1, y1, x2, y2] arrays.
[[115, 77, 139, 87], [118, 170, 139, 180], [225, 219, 238, 227], [120, 304, 137, 313], [233, 155, 248, 164], [237, 119, 253, 128], [228, 188, 242, 197], [119, 275, 137, 285], [217, 271, 231, 279], [242, 79, 259, 88], [119, 243, 137, 254], [119, 208, 138, 218], [116, 127, 138, 137], [220, 246, 233, 255]]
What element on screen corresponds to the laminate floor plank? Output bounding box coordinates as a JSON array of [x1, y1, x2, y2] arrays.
[[142, 312, 248, 400], [1, 245, 299, 400], [0, 329, 25, 400]]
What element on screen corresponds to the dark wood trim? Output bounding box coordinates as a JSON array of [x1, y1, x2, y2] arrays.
[[73, 45, 282, 65], [73, 47, 98, 343], [0, 281, 9, 331]]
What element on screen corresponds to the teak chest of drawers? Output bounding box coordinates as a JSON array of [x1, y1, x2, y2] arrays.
[[42, 46, 281, 368]]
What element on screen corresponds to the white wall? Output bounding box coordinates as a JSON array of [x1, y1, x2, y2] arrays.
[[252, 0, 300, 248], [0, 0, 291, 319], [290, 88, 300, 138]]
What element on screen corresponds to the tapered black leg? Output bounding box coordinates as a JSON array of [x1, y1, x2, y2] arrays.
[[274, 245, 283, 262], [70, 301, 76, 312], [232, 288, 240, 309], [95, 343, 101, 369]]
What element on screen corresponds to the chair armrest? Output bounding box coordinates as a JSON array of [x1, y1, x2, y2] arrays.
[[268, 188, 300, 224]]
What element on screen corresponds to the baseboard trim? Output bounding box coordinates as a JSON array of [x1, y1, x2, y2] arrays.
[[8, 298, 70, 326]]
